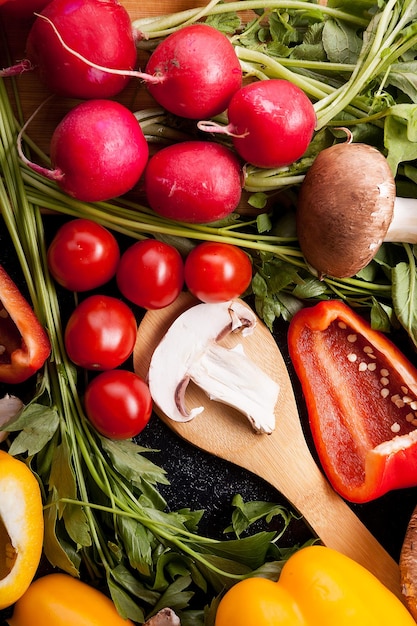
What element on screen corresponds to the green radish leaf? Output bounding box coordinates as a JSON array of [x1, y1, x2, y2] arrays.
[[225, 493, 295, 538], [43, 490, 81, 576], [107, 577, 146, 624], [7, 402, 60, 456], [152, 575, 194, 613], [100, 437, 170, 486], [110, 563, 160, 604], [392, 255, 417, 348], [322, 19, 362, 64], [385, 103, 417, 175]]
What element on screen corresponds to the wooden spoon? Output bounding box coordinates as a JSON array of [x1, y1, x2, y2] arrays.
[[133, 293, 402, 598]]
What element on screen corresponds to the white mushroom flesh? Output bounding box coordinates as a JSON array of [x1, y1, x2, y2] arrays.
[[148, 300, 279, 434], [187, 342, 278, 434], [0, 394, 24, 443], [143, 608, 181, 626]]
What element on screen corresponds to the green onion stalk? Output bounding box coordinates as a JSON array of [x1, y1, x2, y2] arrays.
[[131, 0, 371, 39]]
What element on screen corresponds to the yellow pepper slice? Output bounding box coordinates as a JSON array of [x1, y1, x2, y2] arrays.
[[0, 450, 44, 610], [215, 545, 415, 626]]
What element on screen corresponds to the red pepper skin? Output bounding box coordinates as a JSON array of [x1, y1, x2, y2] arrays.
[[288, 300, 417, 503], [0, 265, 50, 383]]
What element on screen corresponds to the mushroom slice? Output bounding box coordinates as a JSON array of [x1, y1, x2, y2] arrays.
[[143, 608, 181, 626], [0, 394, 24, 443], [148, 300, 279, 434]]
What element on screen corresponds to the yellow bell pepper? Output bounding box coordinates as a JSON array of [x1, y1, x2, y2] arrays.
[[214, 545, 415, 626], [8, 573, 135, 626], [0, 450, 44, 610]]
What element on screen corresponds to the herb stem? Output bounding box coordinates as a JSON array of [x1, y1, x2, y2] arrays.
[[132, 1, 369, 38]]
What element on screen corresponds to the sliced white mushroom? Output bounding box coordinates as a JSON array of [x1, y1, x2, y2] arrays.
[[148, 300, 279, 434], [0, 394, 24, 443]]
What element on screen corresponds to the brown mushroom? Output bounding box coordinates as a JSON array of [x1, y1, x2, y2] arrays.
[[400, 503, 417, 621], [296, 142, 417, 278]]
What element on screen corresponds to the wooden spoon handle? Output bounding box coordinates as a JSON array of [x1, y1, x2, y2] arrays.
[[240, 430, 402, 597]]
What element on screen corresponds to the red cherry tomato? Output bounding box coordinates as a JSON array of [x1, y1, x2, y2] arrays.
[[64, 295, 137, 370], [184, 242, 252, 303], [116, 239, 184, 310], [47, 218, 120, 291], [84, 370, 153, 439]]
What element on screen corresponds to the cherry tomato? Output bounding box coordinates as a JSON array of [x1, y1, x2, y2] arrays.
[[64, 295, 137, 370], [47, 218, 120, 291], [116, 239, 184, 309], [84, 370, 152, 439], [184, 242, 252, 303]]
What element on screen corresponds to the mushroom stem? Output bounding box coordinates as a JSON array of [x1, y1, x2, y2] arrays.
[[188, 342, 278, 434], [385, 197, 417, 242]]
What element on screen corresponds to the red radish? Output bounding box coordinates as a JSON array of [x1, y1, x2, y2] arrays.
[[144, 24, 242, 119], [12, 19, 241, 118], [198, 79, 317, 168], [144, 141, 243, 224], [19, 99, 149, 202], [1, 0, 137, 99]]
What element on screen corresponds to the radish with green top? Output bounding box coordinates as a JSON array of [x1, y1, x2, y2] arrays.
[[18, 99, 149, 202], [1, 0, 137, 99], [198, 79, 317, 168], [144, 141, 243, 224], [144, 23, 242, 119], [16, 19, 242, 120]]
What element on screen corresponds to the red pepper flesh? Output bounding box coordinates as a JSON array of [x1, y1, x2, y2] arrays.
[[0, 265, 50, 383], [288, 300, 417, 503]]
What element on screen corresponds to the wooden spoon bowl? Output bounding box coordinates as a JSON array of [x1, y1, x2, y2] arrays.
[[134, 293, 402, 598]]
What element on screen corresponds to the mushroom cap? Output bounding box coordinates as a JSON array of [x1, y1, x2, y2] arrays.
[[296, 142, 396, 278]]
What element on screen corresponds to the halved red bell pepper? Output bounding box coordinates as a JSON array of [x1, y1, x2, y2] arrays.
[[288, 300, 417, 503], [0, 265, 50, 383]]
